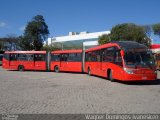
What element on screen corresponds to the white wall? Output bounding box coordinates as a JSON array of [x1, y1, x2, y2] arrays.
[[50, 31, 110, 43]]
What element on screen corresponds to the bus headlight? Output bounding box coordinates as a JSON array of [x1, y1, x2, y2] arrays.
[[154, 70, 157, 74], [124, 68, 134, 74]]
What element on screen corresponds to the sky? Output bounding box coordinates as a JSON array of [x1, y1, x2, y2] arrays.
[[0, 0, 160, 42]]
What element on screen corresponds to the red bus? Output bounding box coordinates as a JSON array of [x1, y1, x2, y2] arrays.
[[85, 41, 157, 81], [2, 51, 49, 71], [50, 49, 82, 72]]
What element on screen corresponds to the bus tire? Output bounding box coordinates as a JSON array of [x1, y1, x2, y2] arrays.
[[88, 68, 91, 76], [108, 70, 115, 82], [54, 66, 59, 73], [18, 65, 24, 72]]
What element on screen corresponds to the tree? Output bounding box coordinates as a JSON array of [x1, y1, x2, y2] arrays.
[[19, 15, 49, 50], [98, 34, 111, 45], [142, 25, 152, 38], [41, 44, 61, 51], [98, 23, 151, 47], [152, 23, 160, 37]]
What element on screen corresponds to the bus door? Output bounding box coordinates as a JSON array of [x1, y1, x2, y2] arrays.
[[2, 53, 10, 69], [67, 53, 82, 72], [34, 54, 46, 70], [92, 51, 102, 75], [9, 53, 18, 69], [60, 54, 69, 71]]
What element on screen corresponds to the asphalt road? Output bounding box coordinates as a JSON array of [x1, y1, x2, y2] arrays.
[[0, 67, 160, 114]]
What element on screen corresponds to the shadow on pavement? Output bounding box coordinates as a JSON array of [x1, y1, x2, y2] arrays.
[[116, 79, 160, 85]]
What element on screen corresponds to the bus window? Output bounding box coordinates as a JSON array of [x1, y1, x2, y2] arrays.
[[18, 54, 27, 61], [34, 54, 45, 61], [61, 54, 68, 61], [91, 51, 101, 62], [26, 54, 34, 61], [115, 51, 123, 67], [51, 54, 60, 61], [103, 47, 115, 62], [67, 53, 82, 62], [85, 52, 92, 62], [3, 53, 9, 60], [75, 53, 82, 62], [10, 54, 17, 61]]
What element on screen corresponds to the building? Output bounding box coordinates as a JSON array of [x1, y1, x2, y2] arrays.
[[0, 38, 18, 51], [45, 30, 160, 52], [45, 31, 110, 49]]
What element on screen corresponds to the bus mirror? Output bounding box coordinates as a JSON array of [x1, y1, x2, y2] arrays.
[[120, 50, 125, 57]]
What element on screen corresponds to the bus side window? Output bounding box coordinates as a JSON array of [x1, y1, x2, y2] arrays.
[[18, 54, 27, 61], [91, 52, 96, 62], [34, 54, 45, 61], [26, 54, 34, 61], [3, 53, 10, 60], [67, 53, 82, 62], [115, 51, 123, 67], [68, 53, 75, 61], [75, 53, 82, 62], [61, 54, 68, 61], [103, 47, 115, 62], [10, 54, 17, 61], [85, 52, 92, 62], [96, 51, 101, 62], [51, 54, 60, 61]]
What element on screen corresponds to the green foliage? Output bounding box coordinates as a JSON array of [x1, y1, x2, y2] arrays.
[[98, 23, 151, 47], [98, 34, 111, 45], [19, 15, 49, 50], [41, 44, 61, 51], [142, 25, 152, 38], [152, 23, 160, 37]]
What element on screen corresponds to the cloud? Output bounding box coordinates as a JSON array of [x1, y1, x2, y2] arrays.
[[19, 25, 26, 31], [0, 22, 7, 27]]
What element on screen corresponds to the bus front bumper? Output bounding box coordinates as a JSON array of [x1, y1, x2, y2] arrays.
[[122, 73, 157, 81]]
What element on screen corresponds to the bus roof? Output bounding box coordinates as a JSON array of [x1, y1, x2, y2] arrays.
[[85, 42, 120, 52], [52, 49, 82, 54], [86, 41, 148, 52], [4, 51, 46, 54], [113, 41, 148, 50]]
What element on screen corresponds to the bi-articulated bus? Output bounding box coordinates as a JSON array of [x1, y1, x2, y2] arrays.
[[2, 41, 157, 81]]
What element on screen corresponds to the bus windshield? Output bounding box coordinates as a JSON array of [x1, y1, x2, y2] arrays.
[[124, 50, 155, 68]]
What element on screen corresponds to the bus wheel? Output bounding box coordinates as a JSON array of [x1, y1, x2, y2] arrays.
[[18, 65, 24, 72], [108, 70, 115, 82], [54, 66, 59, 73], [88, 68, 91, 76]]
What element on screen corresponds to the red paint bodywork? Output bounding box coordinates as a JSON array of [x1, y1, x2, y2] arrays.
[[85, 43, 157, 81], [51, 50, 82, 72]]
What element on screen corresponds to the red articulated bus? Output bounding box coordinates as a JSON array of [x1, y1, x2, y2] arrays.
[[85, 41, 157, 81], [2, 51, 49, 71], [50, 49, 82, 72], [2, 41, 157, 82]]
